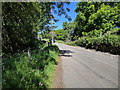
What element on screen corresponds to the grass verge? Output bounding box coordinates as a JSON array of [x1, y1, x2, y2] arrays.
[[2, 45, 59, 89], [56, 40, 76, 46]]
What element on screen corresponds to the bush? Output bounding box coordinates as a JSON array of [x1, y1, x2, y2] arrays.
[[66, 41, 77, 46], [82, 29, 102, 37], [2, 45, 59, 89], [75, 35, 120, 55]]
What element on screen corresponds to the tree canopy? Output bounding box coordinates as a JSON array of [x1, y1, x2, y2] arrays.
[[74, 2, 120, 37], [2, 2, 71, 54]]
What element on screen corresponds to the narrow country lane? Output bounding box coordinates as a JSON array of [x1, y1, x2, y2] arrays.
[[54, 42, 118, 88]]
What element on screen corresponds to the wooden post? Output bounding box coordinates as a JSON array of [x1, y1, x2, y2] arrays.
[[28, 47, 31, 59], [38, 33, 39, 39]]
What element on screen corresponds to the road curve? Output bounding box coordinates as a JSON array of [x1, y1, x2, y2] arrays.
[[55, 42, 118, 88]]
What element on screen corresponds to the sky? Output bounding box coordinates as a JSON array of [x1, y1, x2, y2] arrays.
[[52, 2, 78, 30]]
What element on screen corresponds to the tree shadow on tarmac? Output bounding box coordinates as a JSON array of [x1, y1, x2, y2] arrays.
[[59, 50, 74, 57]]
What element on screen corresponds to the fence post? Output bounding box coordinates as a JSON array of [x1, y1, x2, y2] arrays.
[[28, 47, 31, 59]]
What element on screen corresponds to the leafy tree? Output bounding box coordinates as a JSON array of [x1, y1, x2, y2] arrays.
[[88, 3, 120, 35], [62, 22, 75, 41], [2, 2, 48, 54], [74, 2, 120, 37], [74, 2, 97, 36], [54, 29, 67, 41], [2, 2, 71, 54]]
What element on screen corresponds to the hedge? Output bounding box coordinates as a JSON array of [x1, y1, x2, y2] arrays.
[[75, 35, 120, 55]]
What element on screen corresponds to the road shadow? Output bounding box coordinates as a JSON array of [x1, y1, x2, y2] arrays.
[[59, 50, 73, 57]]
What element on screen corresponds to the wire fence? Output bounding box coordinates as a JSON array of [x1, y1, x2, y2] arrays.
[[0, 48, 32, 66], [0, 40, 49, 67], [0, 44, 47, 66]]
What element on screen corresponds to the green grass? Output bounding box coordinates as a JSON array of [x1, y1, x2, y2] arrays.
[[42, 38, 49, 42], [56, 40, 77, 46], [66, 41, 77, 46], [56, 40, 66, 44], [2, 45, 59, 89]]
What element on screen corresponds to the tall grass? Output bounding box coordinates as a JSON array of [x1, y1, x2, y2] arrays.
[[2, 45, 59, 89]]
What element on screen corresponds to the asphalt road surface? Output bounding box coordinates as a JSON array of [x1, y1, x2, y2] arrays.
[[55, 42, 118, 88]]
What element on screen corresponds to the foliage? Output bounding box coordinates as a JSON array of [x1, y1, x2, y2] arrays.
[[105, 28, 120, 35], [74, 2, 120, 37], [82, 28, 120, 37], [52, 2, 71, 21], [2, 45, 59, 89], [62, 22, 76, 41], [75, 35, 120, 55], [66, 41, 77, 46], [56, 40, 66, 44], [2, 2, 72, 89], [2, 2, 51, 54], [56, 40, 76, 46], [2, 2, 71, 55], [54, 29, 67, 41], [62, 22, 76, 33], [82, 29, 102, 37], [88, 4, 120, 34]]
